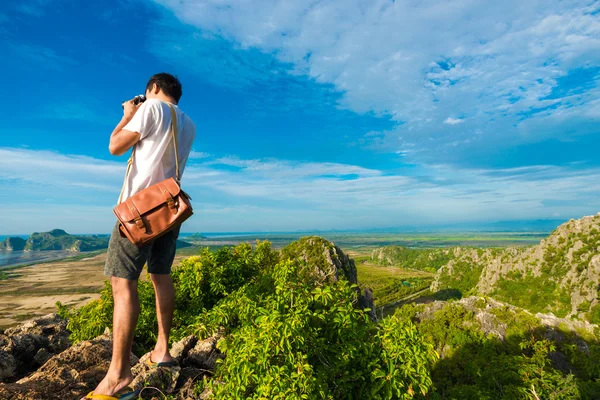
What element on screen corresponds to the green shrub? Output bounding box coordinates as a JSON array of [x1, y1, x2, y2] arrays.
[[57, 238, 599, 399], [393, 302, 599, 399], [435, 260, 484, 296], [58, 239, 438, 399], [57, 280, 113, 343], [59, 241, 280, 352], [199, 258, 437, 399]]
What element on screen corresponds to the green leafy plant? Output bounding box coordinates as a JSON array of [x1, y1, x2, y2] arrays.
[[56, 237, 599, 399]]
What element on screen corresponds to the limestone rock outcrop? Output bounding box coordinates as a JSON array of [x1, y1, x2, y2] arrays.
[[415, 296, 597, 359], [281, 236, 376, 319], [431, 213, 600, 320], [0, 315, 222, 400], [281, 236, 358, 284], [0, 330, 124, 399], [0, 313, 70, 382]]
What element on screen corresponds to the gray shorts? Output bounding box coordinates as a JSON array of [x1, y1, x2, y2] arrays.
[[104, 221, 181, 280]]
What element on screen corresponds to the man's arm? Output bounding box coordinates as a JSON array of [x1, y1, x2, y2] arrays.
[[108, 100, 142, 156]]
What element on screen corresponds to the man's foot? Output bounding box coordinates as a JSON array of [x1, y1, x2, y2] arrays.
[[150, 349, 175, 364], [86, 371, 134, 398]]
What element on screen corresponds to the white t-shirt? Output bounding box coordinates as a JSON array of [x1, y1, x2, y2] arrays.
[[119, 98, 196, 202]]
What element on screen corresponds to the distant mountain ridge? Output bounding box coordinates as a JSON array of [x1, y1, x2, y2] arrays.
[[15, 229, 110, 252], [0, 228, 193, 253]]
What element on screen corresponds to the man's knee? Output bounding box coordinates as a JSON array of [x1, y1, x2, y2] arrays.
[[150, 273, 172, 285], [111, 276, 138, 297]]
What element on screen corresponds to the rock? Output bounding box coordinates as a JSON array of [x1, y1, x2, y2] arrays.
[[175, 367, 210, 399], [282, 236, 377, 319], [474, 311, 506, 339], [7, 334, 49, 368], [197, 384, 215, 399], [281, 236, 358, 285], [0, 335, 108, 399], [184, 335, 222, 371], [417, 296, 598, 346], [3, 313, 70, 352], [171, 335, 223, 398], [131, 352, 181, 399], [170, 335, 198, 364], [0, 350, 16, 381], [358, 287, 376, 321], [431, 214, 600, 321], [0, 331, 137, 400], [0, 313, 70, 382], [33, 348, 52, 366], [0, 319, 217, 399]]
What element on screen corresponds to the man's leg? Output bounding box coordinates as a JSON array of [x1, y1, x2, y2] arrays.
[[147, 225, 180, 363], [89, 222, 147, 397], [149, 273, 175, 362], [93, 277, 139, 395]]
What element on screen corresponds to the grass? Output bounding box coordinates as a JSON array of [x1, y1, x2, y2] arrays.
[[13, 312, 38, 321], [0, 271, 22, 281], [357, 261, 434, 307]]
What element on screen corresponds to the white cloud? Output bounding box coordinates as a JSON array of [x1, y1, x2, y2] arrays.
[[0, 148, 124, 202], [0, 148, 122, 184], [189, 150, 211, 159], [152, 0, 600, 162], [2, 147, 598, 232], [444, 117, 464, 125], [208, 156, 381, 179]]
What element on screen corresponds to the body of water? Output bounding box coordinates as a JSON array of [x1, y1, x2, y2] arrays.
[[0, 250, 76, 269]]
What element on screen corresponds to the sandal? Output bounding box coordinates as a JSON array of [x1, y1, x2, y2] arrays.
[[83, 389, 139, 400], [145, 356, 179, 368]]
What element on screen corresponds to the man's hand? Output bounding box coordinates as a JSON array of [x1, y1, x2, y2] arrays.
[[123, 99, 143, 122]]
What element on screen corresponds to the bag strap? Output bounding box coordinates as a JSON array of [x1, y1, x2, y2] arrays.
[[117, 102, 180, 204], [167, 103, 181, 183]]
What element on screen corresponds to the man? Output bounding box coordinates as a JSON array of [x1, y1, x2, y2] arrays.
[[88, 73, 196, 399]]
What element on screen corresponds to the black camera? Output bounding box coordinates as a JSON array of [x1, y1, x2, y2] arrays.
[[121, 95, 146, 109]]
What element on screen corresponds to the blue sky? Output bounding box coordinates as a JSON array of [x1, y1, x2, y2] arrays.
[[1, 0, 599, 234]]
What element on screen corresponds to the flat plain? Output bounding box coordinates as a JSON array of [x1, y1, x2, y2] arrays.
[[0, 250, 197, 329]]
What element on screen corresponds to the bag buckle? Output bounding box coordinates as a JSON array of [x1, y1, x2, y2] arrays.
[[134, 217, 146, 232]]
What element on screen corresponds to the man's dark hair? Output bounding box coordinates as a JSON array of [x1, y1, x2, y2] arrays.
[[146, 73, 183, 103]]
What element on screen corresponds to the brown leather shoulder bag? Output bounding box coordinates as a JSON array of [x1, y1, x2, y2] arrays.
[[113, 103, 193, 247]]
